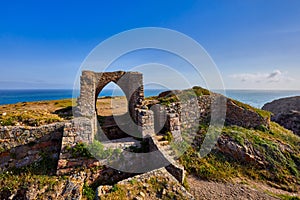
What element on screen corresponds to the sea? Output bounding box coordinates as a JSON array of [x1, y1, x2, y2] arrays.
[[0, 89, 300, 109]]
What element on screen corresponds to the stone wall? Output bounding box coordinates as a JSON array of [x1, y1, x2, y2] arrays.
[[136, 108, 154, 138], [57, 117, 100, 175], [0, 123, 64, 171], [226, 99, 269, 129], [160, 95, 269, 132]]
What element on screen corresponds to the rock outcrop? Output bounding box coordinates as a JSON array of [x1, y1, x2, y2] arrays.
[[216, 135, 266, 167], [262, 96, 300, 136]]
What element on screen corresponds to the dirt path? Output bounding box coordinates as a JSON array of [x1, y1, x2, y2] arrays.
[[187, 176, 280, 200]]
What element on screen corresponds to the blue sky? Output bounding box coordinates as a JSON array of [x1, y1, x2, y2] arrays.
[[0, 0, 299, 90]]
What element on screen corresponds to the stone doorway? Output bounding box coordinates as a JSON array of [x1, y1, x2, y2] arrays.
[[76, 71, 144, 142]]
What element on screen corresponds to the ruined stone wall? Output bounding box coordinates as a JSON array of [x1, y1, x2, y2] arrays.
[[57, 117, 99, 175], [162, 95, 269, 132], [0, 123, 64, 171], [136, 108, 154, 138], [226, 99, 270, 129]]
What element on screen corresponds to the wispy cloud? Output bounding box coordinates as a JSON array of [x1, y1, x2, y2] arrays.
[[230, 70, 294, 84]]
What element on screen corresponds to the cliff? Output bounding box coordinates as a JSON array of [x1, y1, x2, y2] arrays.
[[263, 96, 300, 136]]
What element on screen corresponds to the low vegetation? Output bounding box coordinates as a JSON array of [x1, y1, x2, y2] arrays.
[[0, 99, 75, 126], [0, 151, 60, 195], [98, 176, 190, 200], [67, 140, 122, 161], [158, 86, 210, 106], [180, 122, 300, 192]]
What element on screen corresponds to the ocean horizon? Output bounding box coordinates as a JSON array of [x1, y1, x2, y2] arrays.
[[0, 89, 300, 109]]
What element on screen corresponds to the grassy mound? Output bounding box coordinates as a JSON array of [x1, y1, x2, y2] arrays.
[[180, 122, 300, 192]]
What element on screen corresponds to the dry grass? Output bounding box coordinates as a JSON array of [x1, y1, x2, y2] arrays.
[[96, 96, 127, 116], [0, 99, 75, 126], [0, 97, 128, 126]]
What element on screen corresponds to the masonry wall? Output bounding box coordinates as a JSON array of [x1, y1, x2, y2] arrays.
[[57, 117, 99, 175], [163, 95, 269, 132], [0, 123, 64, 172]]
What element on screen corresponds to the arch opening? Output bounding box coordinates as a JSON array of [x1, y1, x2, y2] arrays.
[[95, 82, 130, 140], [96, 82, 128, 117]]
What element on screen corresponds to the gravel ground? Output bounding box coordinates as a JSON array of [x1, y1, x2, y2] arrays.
[[187, 176, 280, 200]]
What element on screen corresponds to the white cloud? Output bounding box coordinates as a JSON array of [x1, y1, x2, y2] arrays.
[[230, 70, 294, 84]]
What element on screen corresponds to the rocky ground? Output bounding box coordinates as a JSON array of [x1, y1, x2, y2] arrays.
[[187, 176, 279, 200]]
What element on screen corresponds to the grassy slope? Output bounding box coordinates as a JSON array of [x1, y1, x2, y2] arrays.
[[180, 122, 300, 191]]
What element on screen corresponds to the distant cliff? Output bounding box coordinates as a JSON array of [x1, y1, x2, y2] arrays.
[[263, 96, 300, 136]]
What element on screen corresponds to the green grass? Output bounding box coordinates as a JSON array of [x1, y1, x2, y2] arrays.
[[180, 148, 241, 181], [157, 86, 209, 106], [276, 194, 300, 200], [192, 86, 210, 96], [53, 99, 75, 107], [88, 140, 122, 160], [0, 172, 59, 194], [83, 182, 96, 200], [68, 140, 122, 161], [163, 131, 173, 143], [180, 122, 300, 192]]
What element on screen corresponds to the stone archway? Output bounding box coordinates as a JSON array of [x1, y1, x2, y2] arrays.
[[76, 70, 144, 141]]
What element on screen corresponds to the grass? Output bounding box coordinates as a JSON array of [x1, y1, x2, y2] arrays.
[[276, 194, 300, 200], [180, 122, 300, 192], [83, 182, 96, 200], [192, 86, 210, 96], [163, 131, 173, 143], [157, 86, 208, 106], [0, 99, 75, 126], [88, 140, 122, 160], [67, 140, 122, 162], [180, 148, 240, 181]]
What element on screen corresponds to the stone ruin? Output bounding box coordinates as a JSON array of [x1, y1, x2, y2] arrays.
[[56, 70, 270, 182], [57, 70, 186, 183]]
